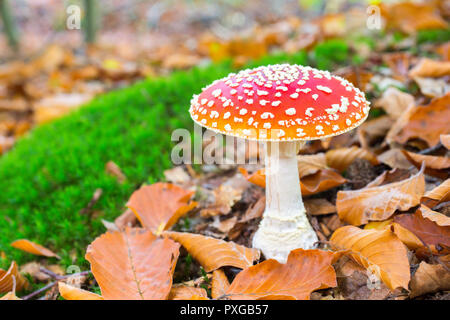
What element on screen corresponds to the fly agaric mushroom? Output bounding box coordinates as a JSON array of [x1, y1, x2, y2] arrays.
[[189, 64, 370, 262]]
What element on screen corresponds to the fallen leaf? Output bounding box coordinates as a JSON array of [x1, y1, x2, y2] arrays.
[[211, 269, 230, 299], [413, 77, 450, 98], [85, 228, 180, 300], [11, 239, 60, 259], [394, 209, 450, 250], [409, 261, 450, 298], [297, 153, 328, 176], [0, 262, 28, 293], [105, 161, 126, 184], [330, 226, 410, 290], [357, 115, 393, 149], [325, 146, 379, 172], [200, 184, 243, 217], [381, 2, 448, 34], [394, 93, 450, 147], [163, 231, 260, 272], [58, 282, 104, 300], [409, 58, 450, 78], [0, 292, 20, 300], [127, 183, 197, 234], [169, 285, 208, 300], [418, 205, 450, 227], [377, 148, 414, 170], [304, 198, 336, 216], [337, 166, 425, 225], [163, 166, 191, 184], [33, 93, 93, 124], [440, 134, 450, 149], [402, 150, 450, 170], [240, 196, 265, 222], [114, 208, 138, 229], [225, 249, 337, 300], [391, 222, 423, 250], [375, 87, 415, 118], [421, 179, 450, 207]]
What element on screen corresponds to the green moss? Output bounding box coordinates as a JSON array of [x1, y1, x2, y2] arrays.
[[312, 39, 350, 70], [417, 28, 450, 44]]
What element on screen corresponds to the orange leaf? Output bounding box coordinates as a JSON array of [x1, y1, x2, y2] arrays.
[[337, 166, 425, 225], [297, 153, 328, 177], [169, 285, 208, 300], [441, 134, 450, 149], [421, 179, 450, 207], [163, 231, 260, 272], [381, 2, 448, 34], [330, 226, 410, 290], [127, 183, 197, 234], [85, 228, 180, 300], [325, 146, 379, 172], [11, 239, 60, 259], [211, 269, 230, 299], [0, 292, 20, 300], [225, 249, 337, 300], [58, 282, 104, 300], [409, 261, 450, 298], [409, 58, 450, 78], [402, 150, 450, 178], [394, 210, 450, 250], [0, 261, 28, 293], [395, 93, 450, 147], [418, 205, 450, 227]]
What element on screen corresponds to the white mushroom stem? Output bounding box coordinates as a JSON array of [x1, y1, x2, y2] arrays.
[[252, 141, 318, 263]]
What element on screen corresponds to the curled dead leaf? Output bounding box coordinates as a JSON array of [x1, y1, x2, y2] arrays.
[[0, 261, 28, 293], [337, 166, 425, 225], [394, 93, 450, 147], [127, 183, 197, 234], [325, 146, 379, 172], [441, 134, 450, 149], [211, 269, 230, 299], [85, 228, 180, 300], [402, 150, 450, 179], [409, 58, 450, 78], [11, 239, 60, 259], [374, 87, 414, 119], [418, 205, 450, 227], [330, 226, 410, 290], [394, 209, 450, 251], [58, 282, 104, 300], [421, 179, 450, 208], [410, 261, 450, 298], [304, 198, 336, 216], [163, 231, 259, 272], [169, 285, 208, 300], [225, 249, 338, 300]]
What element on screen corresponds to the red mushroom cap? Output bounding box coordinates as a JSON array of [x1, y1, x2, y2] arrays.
[[189, 64, 370, 141]]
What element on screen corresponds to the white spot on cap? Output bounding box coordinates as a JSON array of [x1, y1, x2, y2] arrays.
[[210, 111, 219, 118], [346, 119, 352, 126], [316, 85, 332, 93], [285, 108, 296, 116], [224, 112, 231, 119], [257, 90, 269, 96], [225, 124, 232, 131], [263, 123, 271, 129], [296, 128, 306, 137], [239, 108, 248, 115], [259, 100, 269, 106], [290, 93, 299, 99], [230, 89, 237, 95], [201, 99, 208, 105], [332, 125, 339, 131], [312, 94, 319, 100], [246, 99, 253, 104], [305, 107, 314, 117], [207, 100, 214, 107], [212, 89, 222, 97], [261, 112, 275, 119]]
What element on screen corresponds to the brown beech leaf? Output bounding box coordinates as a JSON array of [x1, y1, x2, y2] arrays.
[[325, 146, 379, 172], [105, 161, 126, 184], [163, 231, 260, 272], [409, 58, 450, 78], [211, 269, 230, 299], [409, 261, 450, 298], [394, 209, 450, 250], [200, 184, 243, 217], [0, 292, 21, 300], [330, 226, 410, 290], [169, 285, 208, 300], [374, 87, 414, 119], [421, 179, 450, 207], [358, 115, 393, 149], [337, 166, 425, 225], [304, 198, 336, 216], [239, 167, 345, 195], [225, 249, 337, 300], [297, 153, 328, 176], [395, 93, 450, 147], [58, 282, 104, 300], [85, 228, 180, 300], [402, 150, 450, 178], [127, 183, 197, 234], [381, 2, 448, 34], [0, 262, 28, 293], [377, 148, 412, 170], [418, 205, 450, 227], [441, 134, 450, 149], [10, 239, 60, 259], [300, 170, 347, 196]]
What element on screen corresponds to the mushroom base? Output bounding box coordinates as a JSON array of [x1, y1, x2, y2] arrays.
[[252, 141, 318, 263], [252, 210, 318, 263]]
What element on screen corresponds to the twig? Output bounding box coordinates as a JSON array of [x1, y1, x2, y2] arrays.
[[22, 271, 91, 300]]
